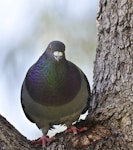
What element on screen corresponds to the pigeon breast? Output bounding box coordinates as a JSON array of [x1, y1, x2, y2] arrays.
[[25, 55, 81, 106]]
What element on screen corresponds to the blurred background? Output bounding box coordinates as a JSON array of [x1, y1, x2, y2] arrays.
[[0, 0, 98, 140]]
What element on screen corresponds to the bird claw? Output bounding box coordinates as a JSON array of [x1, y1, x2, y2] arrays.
[[65, 125, 87, 135], [31, 134, 55, 148]]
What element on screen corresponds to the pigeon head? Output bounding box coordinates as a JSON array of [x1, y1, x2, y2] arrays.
[[46, 41, 66, 62]]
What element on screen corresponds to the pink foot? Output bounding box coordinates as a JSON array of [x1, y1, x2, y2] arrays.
[[65, 125, 87, 135], [31, 134, 55, 148]]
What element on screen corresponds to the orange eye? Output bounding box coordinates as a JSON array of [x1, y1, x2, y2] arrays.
[[49, 45, 52, 51]]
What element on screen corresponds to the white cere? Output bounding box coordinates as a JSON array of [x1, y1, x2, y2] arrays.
[[53, 51, 63, 57]]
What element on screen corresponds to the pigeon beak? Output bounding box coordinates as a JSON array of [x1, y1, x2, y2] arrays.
[[53, 51, 63, 61]]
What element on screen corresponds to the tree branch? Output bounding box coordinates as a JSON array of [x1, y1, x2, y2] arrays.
[[0, 114, 114, 150]]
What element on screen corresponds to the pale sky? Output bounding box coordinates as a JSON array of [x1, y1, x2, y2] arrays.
[[0, 0, 99, 140]]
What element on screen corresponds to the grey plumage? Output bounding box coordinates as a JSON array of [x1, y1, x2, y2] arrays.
[[21, 40, 90, 143]]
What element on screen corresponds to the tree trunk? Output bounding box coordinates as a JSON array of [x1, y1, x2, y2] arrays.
[[91, 0, 133, 149], [1, 0, 133, 149]]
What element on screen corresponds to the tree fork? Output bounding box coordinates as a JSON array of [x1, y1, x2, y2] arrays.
[[1, 0, 133, 149]]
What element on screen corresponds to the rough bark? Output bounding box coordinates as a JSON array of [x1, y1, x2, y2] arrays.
[[1, 0, 133, 149], [0, 115, 111, 150], [91, 0, 133, 149]]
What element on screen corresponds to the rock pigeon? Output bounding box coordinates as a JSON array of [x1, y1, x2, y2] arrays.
[[21, 41, 90, 148]]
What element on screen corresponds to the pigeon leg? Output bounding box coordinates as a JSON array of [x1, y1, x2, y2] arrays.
[[31, 133, 55, 148], [65, 125, 87, 134]]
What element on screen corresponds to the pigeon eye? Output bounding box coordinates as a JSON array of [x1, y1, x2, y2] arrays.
[[49, 45, 52, 51]]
